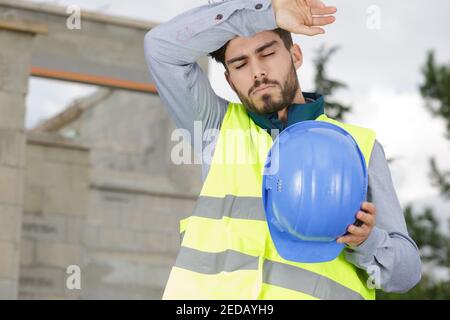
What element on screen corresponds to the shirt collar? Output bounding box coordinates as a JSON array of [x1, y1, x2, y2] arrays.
[[247, 92, 324, 133]]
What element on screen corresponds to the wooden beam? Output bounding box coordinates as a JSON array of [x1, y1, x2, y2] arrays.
[[0, 17, 48, 34], [31, 66, 158, 94]]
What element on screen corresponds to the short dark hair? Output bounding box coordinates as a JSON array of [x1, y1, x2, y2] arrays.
[[208, 28, 294, 71]]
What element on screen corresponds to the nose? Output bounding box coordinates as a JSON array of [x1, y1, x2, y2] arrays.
[[253, 70, 266, 80], [251, 60, 267, 80]]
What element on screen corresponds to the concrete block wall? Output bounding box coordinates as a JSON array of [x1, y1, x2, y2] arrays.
[[0, 2, 206, 299], [71, 90, 200, 299], [56, 89, 201, 299], [16, 89, 202, 299], [18, 134, 90, 299], [0, 28, 34, 299], [82, 188, 196, 299], [18, 131, 199, 300]]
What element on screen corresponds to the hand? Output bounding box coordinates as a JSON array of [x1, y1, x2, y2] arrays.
[[271, 0, 337, 36], [337, 202, 377, 248]]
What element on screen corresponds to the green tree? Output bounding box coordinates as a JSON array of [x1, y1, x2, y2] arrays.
[[313, 48, 450, 299], [420, 51, 450, 139], [378, 206, 450, 300], [313, 45, 351, 121], [420, 51, 450, 199], [378, 51, 450, 300]]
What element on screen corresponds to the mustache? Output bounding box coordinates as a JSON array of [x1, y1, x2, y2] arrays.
[[249, 78, 279, 95]]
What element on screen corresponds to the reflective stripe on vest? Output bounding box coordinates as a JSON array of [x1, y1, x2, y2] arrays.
[[173, 246, 364, 300], [163, 102, 377, 300]]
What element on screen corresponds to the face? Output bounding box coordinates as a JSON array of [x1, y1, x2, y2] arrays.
[[224, 31, 303, 115]]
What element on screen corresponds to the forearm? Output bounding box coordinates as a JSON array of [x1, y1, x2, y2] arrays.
[[345, 227, 422, 293], [345, 140, 422, 293], [144, 0, 278, 135], [145, 0, 277, 65]]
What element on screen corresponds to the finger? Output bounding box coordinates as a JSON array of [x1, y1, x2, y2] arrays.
[[337, 235, 363, 245], [361, 202, 376, 215], [293, 25, 325, 36], [357, 211, 375, 226], [311, 6, 337, 15], [312, 16, 336, 26], [309, 0, 326, 9], [347, 224, 369, 237]]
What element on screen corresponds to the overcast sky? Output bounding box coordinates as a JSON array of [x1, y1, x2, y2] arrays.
[[26, 0, 450, 223]]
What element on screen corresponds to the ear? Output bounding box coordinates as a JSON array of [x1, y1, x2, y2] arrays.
[[225, 70, 236, 92], [291, 44, 303, 70]]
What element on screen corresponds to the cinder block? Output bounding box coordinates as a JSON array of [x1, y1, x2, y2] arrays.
[[23, 185, 43, 214], [82, 224, 99, 247], [123, 211, 147, 230], [88, 203, 122, 227], [0, 31, 33, 60], [18, 266, 66, 297], [147, 210, 179, 233], [0, 278, 17, 299], [25, 159, 43, 187], [22, 213, 66, 242], [0, 166, 23, 205], [0, 204, 21, 242], [70, 165, 90, 190], [100, 191, 136, 213], [85, 205, 103, 226], [0, 31, 33, 95], [36, 242, 83, 269], [42, 162, 72, 189], [0, 129, 26, 168], [0, 91, 26, 130], [81, 251, 171, 299], [19, 239, 35, 266], [165, 231, 182, 253], [65, 216, 85, 244], [98, 227, 136, 251], [133, 195, 194, 233], [45, 147, 90, 166], [87, 196, 126, 227], [134, 231, 173, 253], [26, 144, 46, 160], [42, 187, 88, 216], [0, 241, 20, 280]]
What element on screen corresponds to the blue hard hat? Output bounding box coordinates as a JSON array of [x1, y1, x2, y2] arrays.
[[262, 120, 367, 263]]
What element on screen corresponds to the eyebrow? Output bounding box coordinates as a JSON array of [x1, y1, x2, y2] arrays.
[[226, 40, 279, 65]]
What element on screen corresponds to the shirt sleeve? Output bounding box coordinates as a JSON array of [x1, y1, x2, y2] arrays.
[[344, 140, 422, 293], [144, 0, 278, 143]]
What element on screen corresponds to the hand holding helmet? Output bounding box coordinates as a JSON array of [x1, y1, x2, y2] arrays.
[[262, 120, 376, 263]]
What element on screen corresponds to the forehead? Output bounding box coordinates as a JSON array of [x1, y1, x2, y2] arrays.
[[225, 30, 282, 60]]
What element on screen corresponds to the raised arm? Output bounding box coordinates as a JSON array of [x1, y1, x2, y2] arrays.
[[144, 0, 279, 137], [144, 0, 337, 137]]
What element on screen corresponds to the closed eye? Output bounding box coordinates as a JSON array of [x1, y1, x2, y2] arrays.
[[235, 52, 275, 69]]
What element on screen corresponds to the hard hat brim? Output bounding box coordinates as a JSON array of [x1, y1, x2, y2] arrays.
[[266, 213, 347, 263]]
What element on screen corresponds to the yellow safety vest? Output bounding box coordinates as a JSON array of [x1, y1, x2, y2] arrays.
[[163, 102, 377, 300]]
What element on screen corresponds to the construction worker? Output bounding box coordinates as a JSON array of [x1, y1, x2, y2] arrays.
[[144, 0, 421, 299]]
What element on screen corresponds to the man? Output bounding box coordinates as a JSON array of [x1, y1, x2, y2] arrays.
[[144, 0, 421, 299]]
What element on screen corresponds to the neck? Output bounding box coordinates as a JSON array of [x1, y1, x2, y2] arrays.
[[277, 89, 305, 123]]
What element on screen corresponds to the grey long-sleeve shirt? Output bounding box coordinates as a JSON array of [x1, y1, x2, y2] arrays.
[[144, 0, 421, 294]]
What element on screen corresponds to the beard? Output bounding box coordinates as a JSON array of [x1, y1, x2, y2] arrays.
[[235, 62, 299, 115]]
